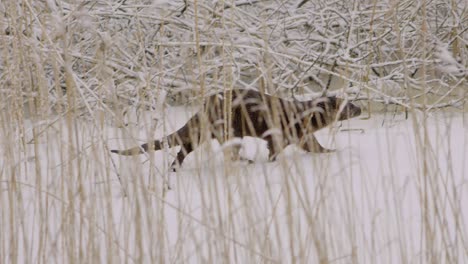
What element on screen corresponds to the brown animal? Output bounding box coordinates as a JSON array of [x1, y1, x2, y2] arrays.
[[111, 89, 361, 169]]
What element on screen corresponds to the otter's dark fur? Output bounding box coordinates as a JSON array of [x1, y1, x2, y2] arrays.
[[111, 89, 361, 169]]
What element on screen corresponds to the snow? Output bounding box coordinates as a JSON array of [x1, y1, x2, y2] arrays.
[[2, 109, 467, 263]]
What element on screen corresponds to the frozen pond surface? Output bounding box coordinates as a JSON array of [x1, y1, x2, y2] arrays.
[[2, 110, 467, 263]]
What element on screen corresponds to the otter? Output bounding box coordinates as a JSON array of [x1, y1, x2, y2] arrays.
[[111, 89, 361, 169]]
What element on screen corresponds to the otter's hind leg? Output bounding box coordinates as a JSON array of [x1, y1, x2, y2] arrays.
[[300, 134, 335, 153], [224, 142, 242, 161]]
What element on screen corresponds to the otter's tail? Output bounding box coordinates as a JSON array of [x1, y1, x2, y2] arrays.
[[111, 141, 162, 156]]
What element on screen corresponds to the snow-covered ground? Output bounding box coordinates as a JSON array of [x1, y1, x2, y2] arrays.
[[1, 109, 467, 263]]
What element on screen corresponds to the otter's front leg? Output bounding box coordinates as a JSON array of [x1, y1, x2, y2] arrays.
[[170, 142, 194, 171], [300, 134, 335, 153], [222, 141, 255, 164], [265, 135, 287, 161]]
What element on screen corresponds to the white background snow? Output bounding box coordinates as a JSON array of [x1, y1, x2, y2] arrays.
[[2, 107, 466, 263]]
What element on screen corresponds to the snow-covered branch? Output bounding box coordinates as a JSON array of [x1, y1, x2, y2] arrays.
[[0, 0, 466, 115]]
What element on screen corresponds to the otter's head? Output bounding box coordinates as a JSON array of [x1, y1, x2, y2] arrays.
[[310, 96, 361, 130]]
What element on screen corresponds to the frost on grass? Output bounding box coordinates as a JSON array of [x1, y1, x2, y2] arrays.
[[1, 0, 466, 117]]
